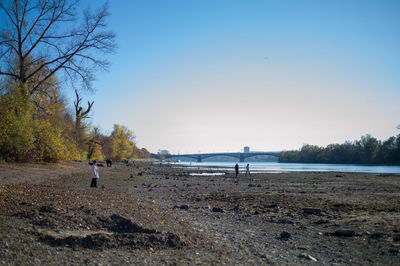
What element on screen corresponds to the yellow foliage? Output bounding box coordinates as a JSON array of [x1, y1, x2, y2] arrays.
[[110, 124, 137, 161], [0, 84, 35, 162], [31, 119, 67, 162], [0, 83, 82, 162]]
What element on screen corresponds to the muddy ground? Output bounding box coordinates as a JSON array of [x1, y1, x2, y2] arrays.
[[0, 162, 399, 265]]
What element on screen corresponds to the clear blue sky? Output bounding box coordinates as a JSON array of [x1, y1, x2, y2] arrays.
[[83, 0, 400, 154]]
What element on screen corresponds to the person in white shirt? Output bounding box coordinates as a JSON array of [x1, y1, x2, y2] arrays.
[[90, 160, 99, 187]]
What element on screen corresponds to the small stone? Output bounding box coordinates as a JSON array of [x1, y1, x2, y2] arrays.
[[303, 208, 322, 215], [369, 232, 385, 239], [212, 207, 224, 213], [278, 218, 293, 224], [280, 231, 291, 239], [388, 249, 398, 254], [332, 229, 356, 237], [314, 219, 329, 224], [299, 253, 317, 262], [174, 205, 189, 210]]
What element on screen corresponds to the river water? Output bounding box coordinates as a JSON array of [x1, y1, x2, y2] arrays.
[[170, 161, 400, 174]]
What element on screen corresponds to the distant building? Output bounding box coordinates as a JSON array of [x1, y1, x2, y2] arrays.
[[244, 146, 250, 153]]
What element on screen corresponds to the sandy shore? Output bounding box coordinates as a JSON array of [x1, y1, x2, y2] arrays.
[[0, 162, 399, 265]]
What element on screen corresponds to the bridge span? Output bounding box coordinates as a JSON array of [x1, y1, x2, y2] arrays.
[[154, 151, 281, 162]]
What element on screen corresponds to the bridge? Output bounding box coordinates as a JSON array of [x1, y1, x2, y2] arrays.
[[152, 151, 281, 162]]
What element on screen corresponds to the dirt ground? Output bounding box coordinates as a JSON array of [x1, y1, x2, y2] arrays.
[[0, 161, 399, 265]]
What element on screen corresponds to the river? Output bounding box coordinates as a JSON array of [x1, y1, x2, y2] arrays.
[[169, 161, 400, 174]]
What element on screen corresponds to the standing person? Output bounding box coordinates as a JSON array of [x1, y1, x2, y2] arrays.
[[246, 164, 251, 176], [234, 163, 239, 177], [90, 160, 99, 187], [109, 159, 113, 168]]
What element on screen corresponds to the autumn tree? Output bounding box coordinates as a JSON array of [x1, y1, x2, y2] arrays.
[[0, 0, 115, 162], [87, 127, 103, 160], [0, 0, 116, 92], [0, 81, 81, 162], [136, 147, 151, 158], [109, 124, 136, 161], [0, 83, 34, 161]]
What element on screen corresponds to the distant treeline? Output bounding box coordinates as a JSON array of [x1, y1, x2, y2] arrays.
[[279, 134, 400, 165]]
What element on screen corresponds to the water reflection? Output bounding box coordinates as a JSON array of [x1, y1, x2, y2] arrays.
[[168, 161, 400, 174]]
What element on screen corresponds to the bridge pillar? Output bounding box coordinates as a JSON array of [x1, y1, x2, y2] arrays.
[[240, 154, 245, 162], [197, 155, 202, 162]]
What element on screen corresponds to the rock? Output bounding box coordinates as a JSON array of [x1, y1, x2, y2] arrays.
[[174, 205, 189, 210], [233, 205, 241, 212], [280, 231, 291, 239], [388, 248, 398, 254], [369, 232, 385, 239], [278, 218, 293, 224], [332, 229, 356, 237], [299, 253, 318, 261], [313, 219, 329, 224], [303, 208, 322, 215], [212, 207, 224, 213]]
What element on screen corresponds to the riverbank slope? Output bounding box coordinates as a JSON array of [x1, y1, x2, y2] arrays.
[[0, 162, 399, 264]]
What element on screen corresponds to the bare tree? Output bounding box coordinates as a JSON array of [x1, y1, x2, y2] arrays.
[[0, 0, 116, 93], [74, 89, 93, 145], [87, 126, 103, 159]]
